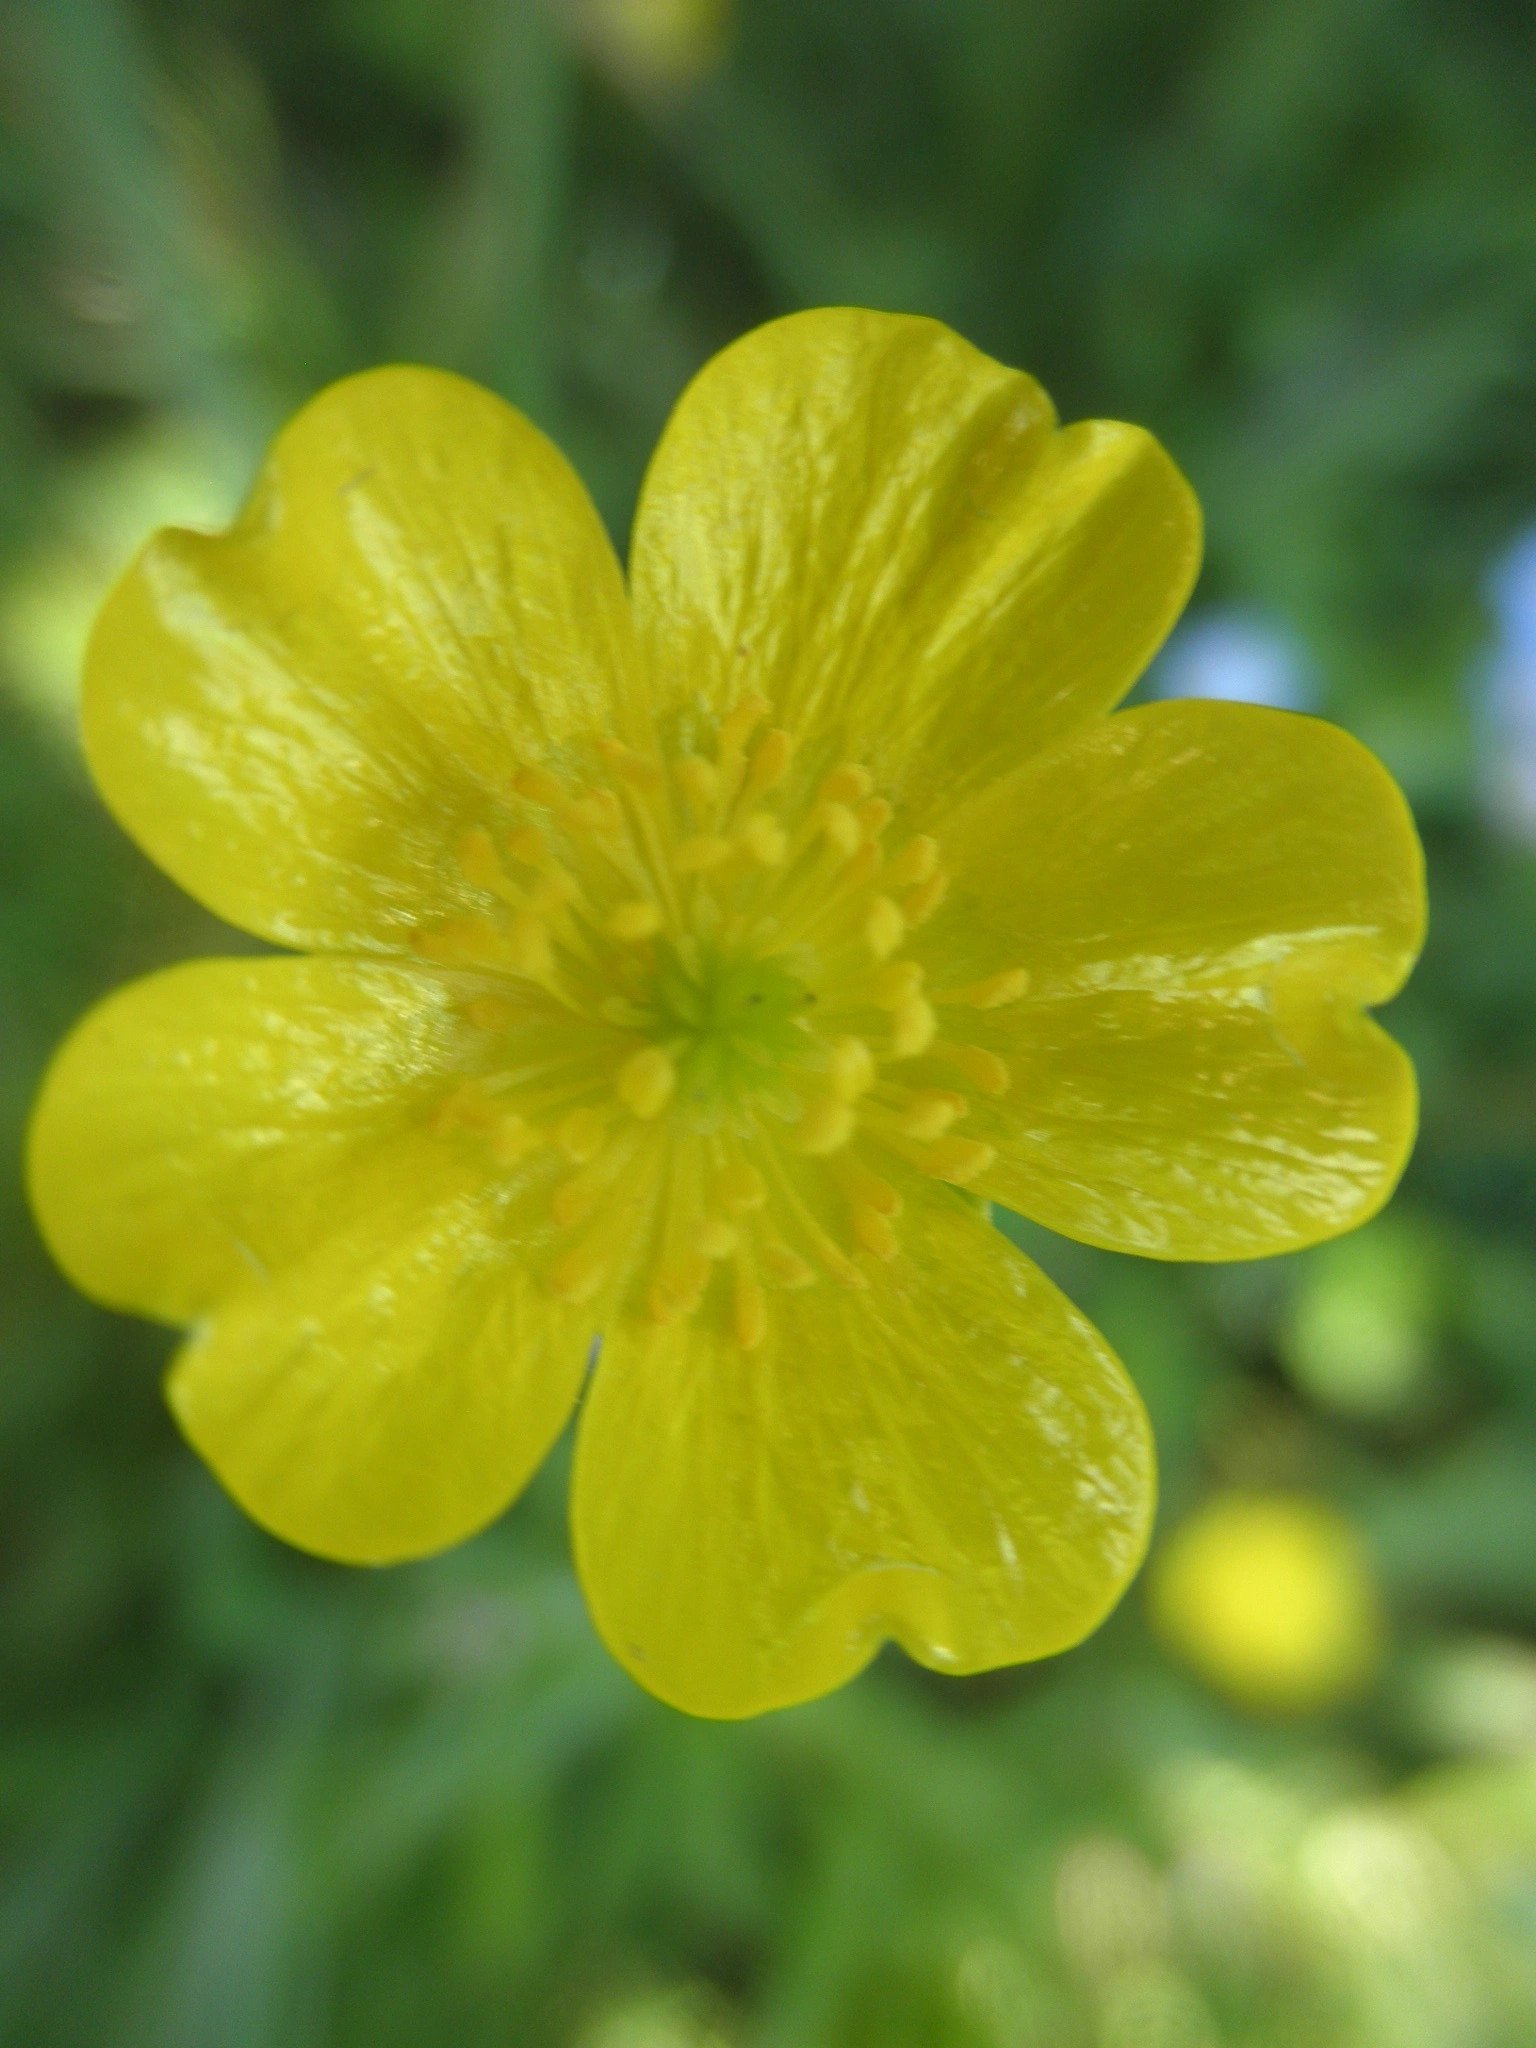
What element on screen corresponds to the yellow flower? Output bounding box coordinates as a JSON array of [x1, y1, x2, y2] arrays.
[[27, 310, 1424, 1719], [1149, 1493, 1384, 1712]]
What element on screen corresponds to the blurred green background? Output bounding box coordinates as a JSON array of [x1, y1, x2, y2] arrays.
[[6, 1, 1536, 2042]]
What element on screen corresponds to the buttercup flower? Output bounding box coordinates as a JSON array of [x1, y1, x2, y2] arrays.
[[28, 311, 1424, 1718]]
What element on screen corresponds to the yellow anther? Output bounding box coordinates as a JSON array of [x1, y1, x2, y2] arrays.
[[456, 827, 506, 892], [617, 1045, 677, 1119], [506, 912, 555, 980], [919, 1136, 996, 1186], [608, 899, 663, 941], [547, 1237, 610, 1304], [734, 1269, 768, 1351], [836, 1159, 902, 1217], [717, 1162, 767, 1212], [556, 1106, 608, 1163], [412, 915, 509, 970], [744, 728, 794, 796], [889, 995, 937, 1059], [816, 1238, 869, 1289], [675, 755, 722, 812], [938, 968, 1031, 1009], [763, 1243, 817, 1289], [529, 869, 578, 913], [674, 834, 736, 873], [897, 1090, 967, 1140], [817, 802, 863, 857], [650, 1249, 710, 1324], [738, 811, 789, 866], [852, 1207, 899, 1261], [940, 1043, 1011, 1095], [856, 796, 893, 840], [718, 692, 771, 754], [598, 739, 664, 791], [871, 960, 925, 1009], [514, 765, 566, 807], [489, 1113, 540, 1165], [504, 825, 547, 866], [794, 1096, 856, 1156], [842, 843, 883, 890], [563, 790, 624, 835], [865, 896, 906, 961], [697, 1215, 740, 1260], [465, 994, 518, 1031], [820, 764, 872, 804], [431, 1080, 493, 1134], [886, 835, 939, 887], [905, 872, 949, 926], [827, 1035, 876, 1100]]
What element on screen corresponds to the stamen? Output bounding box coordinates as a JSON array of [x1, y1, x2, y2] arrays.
[[918, 1136, 995, 1185], [608, 899, 663, 941], [675, 756, 722, 814], [465, 994, 518, 1031], [674, 835, 735, 874], [887, 836, 939, 887], [743, 728, 794, 797], [864, 896, 905, 960], [895, 1090, 967, 1140], [717, 1162, 767, 1212], [456, 827, 513, 896], [762, 1241, 817, 1289], [817, 802, 863, 857], [514, 765, 566, 807], [733, 1261, 768, 1349], [696, 1215, 740, 1260], [552, 1138, 633, 1227], [489, 1113, 540, 1165], [547, 1233, 611, 1303], [871, 960, 924, 1008], [617, 1047, 677, 1119], [888, 996, 936, 1059], [827, 1036, 876, 1100], [856, 796, 893, 840], [506, 912, 555, 981], [833, 1157, 902, 1217], [504, 824, 547, 866], [556, 1106, 608, 1163], [598, 739, 665, 793], [561, 790, 625, 836], [794, 1097, 856, 1156], [936, 1043, 1011, 1095], [935, 968, 1030, 1008], [718, 693, 771, 755], [737, 811, 789, 866], [904, 872, 949, 926], [650, 1251, 709, 1324], [412, 916, 512, 970], [852, 1206, 899, 1260], [820, 764, 872, 804]]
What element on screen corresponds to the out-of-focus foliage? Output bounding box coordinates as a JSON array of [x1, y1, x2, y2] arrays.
[[4, 0, 1536, 2041]]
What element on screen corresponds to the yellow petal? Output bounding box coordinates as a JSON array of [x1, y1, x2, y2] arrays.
[[933, 701, 1424, 1258], [572, 1187, 1153, 1718], [28, 956, 591, 1562], [83, 367, 642, 951], [165, 1177, 589, 1563], [629, 308, 1199, 806], [31, 956, 488, 1321]]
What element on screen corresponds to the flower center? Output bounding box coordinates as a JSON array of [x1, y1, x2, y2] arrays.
[[412, 694, 1028, 1349], [644, 942, 813, 1121]]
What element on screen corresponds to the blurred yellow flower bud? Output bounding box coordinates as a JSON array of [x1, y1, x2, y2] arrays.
[[1149, 1493, 1383, 1713]]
